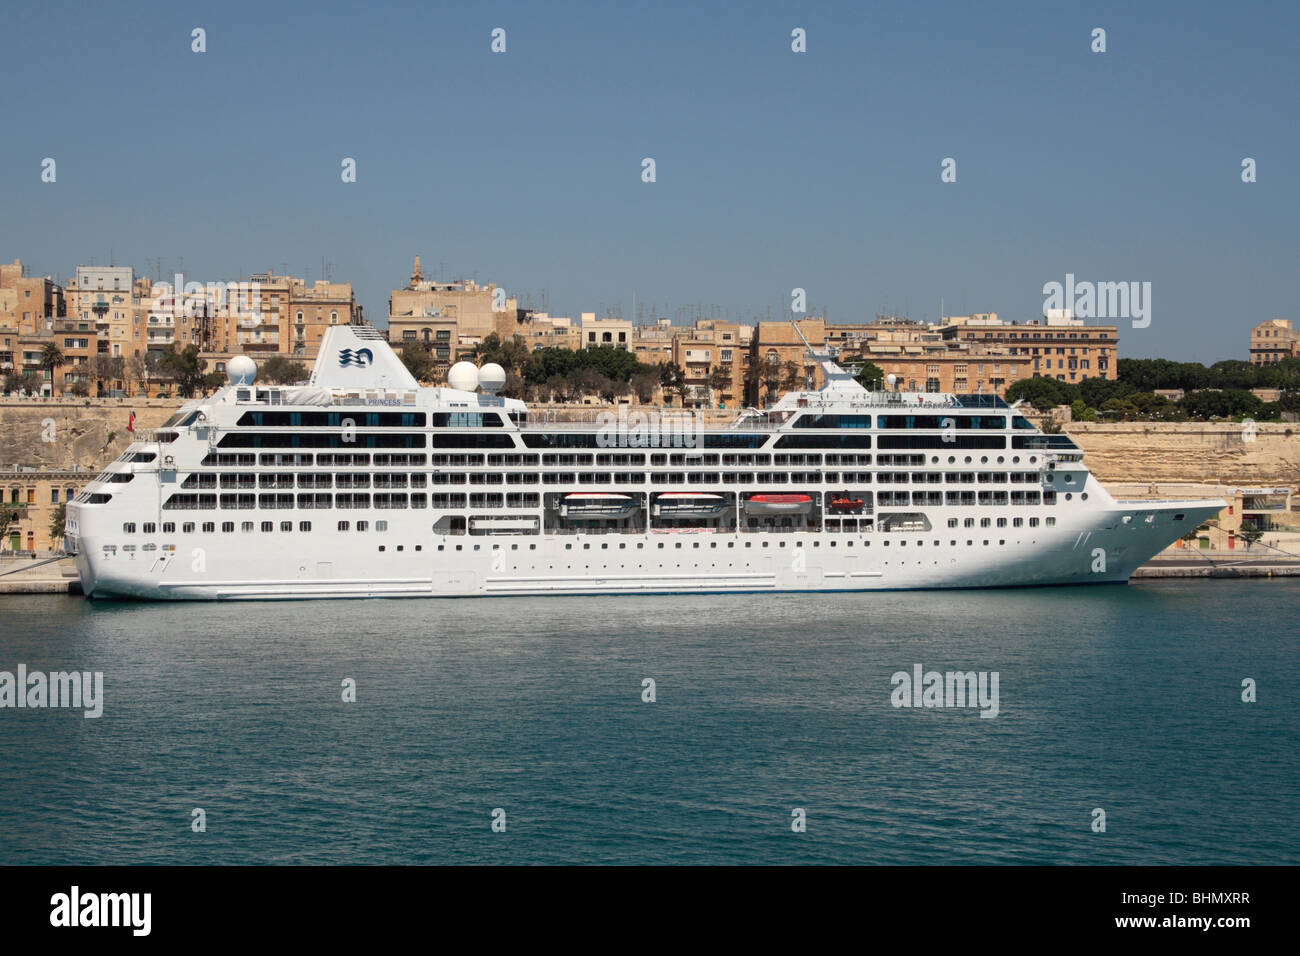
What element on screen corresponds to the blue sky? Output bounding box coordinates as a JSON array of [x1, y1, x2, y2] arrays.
[[2, 0, 1295, 361]]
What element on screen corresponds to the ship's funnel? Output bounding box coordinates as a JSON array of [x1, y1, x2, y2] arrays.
[[308, 324, 418, 390]]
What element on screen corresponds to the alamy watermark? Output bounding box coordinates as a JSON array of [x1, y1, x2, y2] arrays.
[[50, 886, 150, 936], [890, 664, 1000, 718], [596, 407, 705, 449], [1043, 273, 1151, 328], [151, 272, 263, 323], [0, 665, 103, 718]]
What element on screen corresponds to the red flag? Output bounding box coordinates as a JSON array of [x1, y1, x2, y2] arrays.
[[128, 411, 135, 433]]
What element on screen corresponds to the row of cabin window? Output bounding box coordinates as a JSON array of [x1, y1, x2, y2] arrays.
[[160, 492, 542, 511], [215, 432, 877, 452], [203, 452, 427, 467], [876, 471, 1042, 484], [236, 411, 432, 428], [200, 451, 868, 468], [234, 412, 515, 429], [948, 516, 1058, 528], [795, 414, 1021, 430], [180, 468, 1054, 493], [193, 451, 1007, 471], [876, 491, 1056, 506], [118, 514, 1060, 538], [121, 520, 316, 534]]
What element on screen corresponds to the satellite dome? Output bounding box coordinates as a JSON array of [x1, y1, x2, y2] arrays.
[[885, 373, 898, 389], [447, 361, 479, 392], [227, 355, 257, 385], [478, 363, 506, 394]]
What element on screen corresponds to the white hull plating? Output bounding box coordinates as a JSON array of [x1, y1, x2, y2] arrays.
[[73, 499, 1220, 601]]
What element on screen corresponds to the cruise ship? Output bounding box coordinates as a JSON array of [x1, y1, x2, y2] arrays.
[[65, 323, 1225, 599]]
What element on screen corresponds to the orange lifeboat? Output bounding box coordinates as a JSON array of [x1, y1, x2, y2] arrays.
[[743, 493, 813, 516]]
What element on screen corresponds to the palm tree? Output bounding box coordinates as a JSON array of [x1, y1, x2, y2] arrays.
[[708, 365, 732, 406], [40, 342, 65, 395]]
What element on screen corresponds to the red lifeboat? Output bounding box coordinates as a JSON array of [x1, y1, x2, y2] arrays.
[[829, 496, 864, 510], [743, 493, 813, 516]]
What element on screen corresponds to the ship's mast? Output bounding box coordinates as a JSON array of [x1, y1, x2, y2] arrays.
[[790, 320, 865, 392]]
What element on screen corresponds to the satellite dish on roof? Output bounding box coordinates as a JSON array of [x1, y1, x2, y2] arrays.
[[478, 363, 506, 394], [227, 355, 257, 385], [447, 361, 479, 392]]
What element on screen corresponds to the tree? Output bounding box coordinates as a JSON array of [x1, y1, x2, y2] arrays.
[[1099, 397, 1141, 420], [742, 361, 764, 406], [657, 362, 685, 406], [1129, 391, 1182, 421], [159, 344, 207, 397], [144, 350, 170, 393], [672, 376, 692, 408], [40, 342, 64, 393], [1005, 377, 1076, 410], [49, 502, 66, 550], [1078, 376, 1134, 409], [1177, 389, 1262, 420], [1238, 526, 1264, 551], [630, 369, 659, 404], [96, 355, 125, 393], [474, 332, 530, 374], [543, 374, 570, 403], [853, 361, 885, 390], [781, 360, 803, 392], [761, 356, 783, 406], [260, 355, 309, 384], [708, 365, 732, 404], [570, 367, 611, 400], [2, 372, 23, 395], [126, 354, 146, 394], [399, 344, 436, 383]]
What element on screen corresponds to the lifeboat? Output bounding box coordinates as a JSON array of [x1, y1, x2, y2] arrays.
[[743, 493, 813, 516], [560, 493, 639, 520], [653, 492, 729, 519], [470, 516, 540, 534], [829, 496, 865, 510]]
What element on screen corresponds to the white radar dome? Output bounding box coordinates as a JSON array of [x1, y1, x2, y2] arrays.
[[227, 355, 257, 385], [447, 361, 480, 392], [478, 363, 506, 394], [885, 373, 897, 388]]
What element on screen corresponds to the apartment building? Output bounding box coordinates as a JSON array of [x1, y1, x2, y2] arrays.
[[1250, 319, 1300, 365], [940, 312, 1118, 384]]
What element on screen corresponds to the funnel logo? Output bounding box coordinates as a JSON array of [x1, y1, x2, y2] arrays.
[[338, 348, 373, 368]]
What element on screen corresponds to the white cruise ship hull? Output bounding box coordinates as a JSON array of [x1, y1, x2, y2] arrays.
[[72, 499, 1221, 600]]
